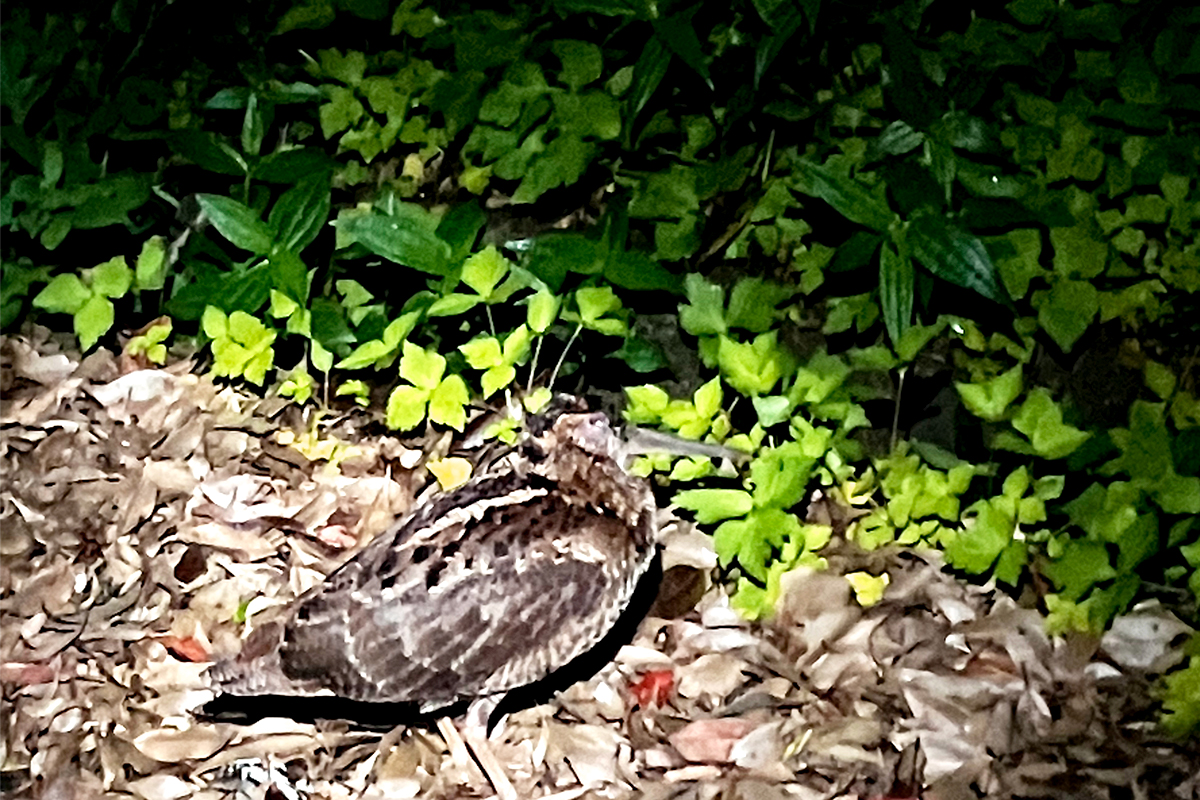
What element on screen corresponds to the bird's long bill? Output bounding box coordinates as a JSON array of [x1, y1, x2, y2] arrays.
[[620, 426, 749, 465]]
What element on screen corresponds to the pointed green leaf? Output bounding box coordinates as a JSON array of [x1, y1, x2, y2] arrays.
[[907, 215, 1007, 303], [270, 175, 331, 253], [879, 242, 913, 344], [481, 364, 516, 397], [337, 212, 452, 275], [33, 274, 91, 314], [792, 160, 894, 232], [197, 194, 274, 254]]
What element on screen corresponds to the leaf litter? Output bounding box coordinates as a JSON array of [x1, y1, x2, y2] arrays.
[[2, 329, 1197, 800]]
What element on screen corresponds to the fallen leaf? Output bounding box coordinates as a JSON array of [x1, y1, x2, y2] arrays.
[[630, 669, 674, 708], [669, 717, 758, 763]]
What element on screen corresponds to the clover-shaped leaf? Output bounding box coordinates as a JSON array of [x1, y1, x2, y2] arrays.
[[459, 325, 532, 398], [387, 342, 468, 431], [126, 319, 172, 364], [203, 307, 276, 385]]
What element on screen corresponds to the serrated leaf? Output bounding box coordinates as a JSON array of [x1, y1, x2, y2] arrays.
[[725, 278, 793, 333], [1037, 279, 1098, 352], [625, 384, 670, 423], [945, 501, 1012, 573], [386, 384, 429, 431], [196, 194, 274, 254], [1012, 388, 1091, 458], [398, 341, 445, 390], [679, 274, 726, 336], [717, 332, 791, 396], [1043, 540, 1117, 601], [552, 39, 603, 90], [429, 374, 468, 430], [750, 441, 813, 509], [576, 285, 621, 322]]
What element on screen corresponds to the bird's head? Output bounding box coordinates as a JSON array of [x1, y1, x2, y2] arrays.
[[550, 412, 621, 461]]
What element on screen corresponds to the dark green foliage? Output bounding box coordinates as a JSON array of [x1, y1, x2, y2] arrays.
[[4, 0, 1200, 738]]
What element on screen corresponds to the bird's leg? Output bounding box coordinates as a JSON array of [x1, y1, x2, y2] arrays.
[[437, 697, 517, 800]]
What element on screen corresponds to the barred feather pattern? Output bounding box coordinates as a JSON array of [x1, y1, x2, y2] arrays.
[[210, 412, 658, 712]]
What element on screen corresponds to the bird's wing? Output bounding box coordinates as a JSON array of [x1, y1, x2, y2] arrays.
[[276, 487, 642, 709]]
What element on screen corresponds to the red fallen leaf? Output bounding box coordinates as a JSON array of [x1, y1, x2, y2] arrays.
[[668, 717, 758, 763], [0, 661, 56, 685], [162, 635, 210, 662], [630, 669, 674, 707]]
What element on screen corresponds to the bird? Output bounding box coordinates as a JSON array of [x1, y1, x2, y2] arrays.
[[208, 400, 660, 793]]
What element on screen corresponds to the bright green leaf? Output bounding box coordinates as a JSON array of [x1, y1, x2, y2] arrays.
[[33, 274, 91, 315], [674, 488, 754, 524], [74, 295, 114, 351]]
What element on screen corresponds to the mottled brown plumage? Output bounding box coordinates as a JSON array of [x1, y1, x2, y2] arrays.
[[210, 409, 658, 712]]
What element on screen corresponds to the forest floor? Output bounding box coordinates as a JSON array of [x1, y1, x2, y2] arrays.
[[2, 329, 1197, 800]]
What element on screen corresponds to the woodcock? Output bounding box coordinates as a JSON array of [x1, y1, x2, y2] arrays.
[[209, 404, 659, 715]]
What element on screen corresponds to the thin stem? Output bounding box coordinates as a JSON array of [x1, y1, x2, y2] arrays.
[[527, 335, 544, 393], [485, 304, 496, 337], [890, 366, 907, 453], [548, 323, 582, 392]]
